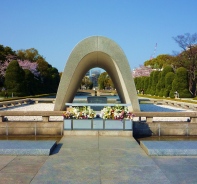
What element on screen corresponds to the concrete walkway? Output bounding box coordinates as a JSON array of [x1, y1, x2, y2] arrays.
[[0, 136, 197, 183]]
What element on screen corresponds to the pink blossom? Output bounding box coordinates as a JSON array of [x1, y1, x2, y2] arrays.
[[132, 65, 153, 78], [0, 59, 40, 77]]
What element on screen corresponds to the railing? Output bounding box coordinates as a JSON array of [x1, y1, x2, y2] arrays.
[[0, 99, 34, 109], [0, 98, 56, 110], [0, 111, 197, 123], [149, 99, 197, 111], [0, 111, 63, 136], [0, 111, 197, 136], [133, 112, 197, 123], [31, 98, 55, 104], [0, 111, 63, 122]]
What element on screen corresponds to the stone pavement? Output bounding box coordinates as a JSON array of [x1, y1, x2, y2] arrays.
[[0, 136, 197, 183], [141, 141, 197, 156]]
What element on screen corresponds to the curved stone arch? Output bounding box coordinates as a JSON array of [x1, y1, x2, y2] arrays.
[[54, 36, 140, 112]]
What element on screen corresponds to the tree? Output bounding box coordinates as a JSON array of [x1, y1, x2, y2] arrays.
[[134, 76, 150, 94], [81, 76, 93, 89], [144, 55, 175, 69], [164, 72, 175, 97], [170, 67, 191, 98], [0, 59, 40, 90], [48, 67, 60, 92], [134, 77, 143, 92], [0, 45, 16, 87], [143, 76, 149, 94], [0, 45, 16, 62], [98, 72, 107, 89], [98, 72, 114, 90], [16, 48, 40, 62], [132, 65, 153, 78], [156, 66, 174, 96], [4, 60, 26, 96], [0, 44, 60, 95], [155, 72, 162, 96], [24, 69, 37, 95], [173, 33, 197, 97], [150, 71, 160, 95], [36, 58, 60, 93], [146, 72, 154, 94]]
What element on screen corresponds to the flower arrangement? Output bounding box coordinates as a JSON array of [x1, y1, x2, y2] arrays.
[[63, 106, 96, 119], [100, 105, 134, 120]]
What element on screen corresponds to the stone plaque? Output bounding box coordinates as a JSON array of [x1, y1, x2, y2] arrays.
[[87, 97, 107, 111]]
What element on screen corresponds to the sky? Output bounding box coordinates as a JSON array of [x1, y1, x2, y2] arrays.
[[1, 0, 197, 73]]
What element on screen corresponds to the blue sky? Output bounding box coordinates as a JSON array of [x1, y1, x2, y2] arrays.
[[1, 0, 197, 72]]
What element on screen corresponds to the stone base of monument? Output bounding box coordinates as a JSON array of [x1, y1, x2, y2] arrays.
[[64, 119, 132, 130], [63, 119, 132, 136], [87, 96, 107, 111], [64, 130, 132, 137], [140, 141, 197, 156], [0, 140, 57, 155]]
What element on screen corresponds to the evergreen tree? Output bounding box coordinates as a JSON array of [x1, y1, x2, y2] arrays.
[[147, 72, 154, 94], [143, 76, 149, 94], [155, 72, 162, 96], [48, 67, 60, 92], [170, 67, 192, 98], [24, 69, 36, 95], [150, 71, 160, 95], [37, 58, 60, 93], [157, 66, 173, 96], [164, 72, 175, 97], [134, 77, 140, 92], [4, 60, 26, 96]]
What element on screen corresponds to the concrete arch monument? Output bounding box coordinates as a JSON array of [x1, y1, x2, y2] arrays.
[[54, 36, 140, 112]]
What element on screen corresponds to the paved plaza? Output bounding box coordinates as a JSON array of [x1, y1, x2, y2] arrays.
[[0, 136, 197, 183]]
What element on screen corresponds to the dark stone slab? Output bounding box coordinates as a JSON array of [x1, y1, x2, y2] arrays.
[[141, 141, 197, 156], [87, 97, 107, 110], [0, 140, 56, 155]]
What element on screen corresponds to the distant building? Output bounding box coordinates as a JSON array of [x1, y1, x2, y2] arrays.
[[90, 69, 101, 87]]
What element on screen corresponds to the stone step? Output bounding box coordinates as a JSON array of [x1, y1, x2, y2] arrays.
[[140, 140, 197, 156], [0, 140, 57, 155]]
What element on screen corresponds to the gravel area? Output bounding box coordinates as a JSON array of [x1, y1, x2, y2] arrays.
[[0, 103, 193, 122], [1, 103, 63, 121]]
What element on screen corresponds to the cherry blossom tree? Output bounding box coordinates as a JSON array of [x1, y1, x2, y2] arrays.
[[132, 65, 153, 78], [0, 59, 39, 77], [18, 60, 40, 77]]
